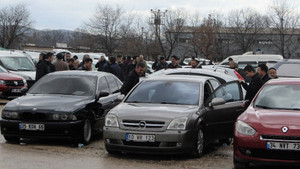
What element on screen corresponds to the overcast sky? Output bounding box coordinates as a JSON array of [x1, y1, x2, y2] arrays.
[[0, 0, 298, 30]]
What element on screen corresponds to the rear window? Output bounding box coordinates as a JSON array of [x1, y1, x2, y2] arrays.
[[277, 64, 300, 78]]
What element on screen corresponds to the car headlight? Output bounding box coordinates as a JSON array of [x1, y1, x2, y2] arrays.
[[51, 114, 77, 121], [2, 111, 19, 119], [236, 120, 256, 136], [167, 117, 188, 130], [0, 80, 5, 85], [105, 114, 119, 127]]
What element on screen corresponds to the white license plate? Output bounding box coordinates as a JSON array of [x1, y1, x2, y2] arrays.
[[267, 142, 300, 151], [126, 134, 155, 142], [11, 89, 21, 93], [19, 123, 45, 131]]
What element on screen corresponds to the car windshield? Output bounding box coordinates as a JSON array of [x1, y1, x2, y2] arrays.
[[0, 57, 36, 71], [28, 75, 97, 96], [254, 84, 300, 110], [126, 81, 200, 105]]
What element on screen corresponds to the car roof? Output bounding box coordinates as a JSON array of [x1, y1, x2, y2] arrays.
[[48, 70, 113, 77], [0, 51, 27, 57], [144, 74, 215, 83], [265, 78, 300, 85]]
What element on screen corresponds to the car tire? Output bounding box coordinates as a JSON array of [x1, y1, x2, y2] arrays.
[[233, 157, 249, 169], [81, 118, 92, 145], [219, 138, 232, 145], [192, 127, 205, 157], [4, 136, 19, 143]]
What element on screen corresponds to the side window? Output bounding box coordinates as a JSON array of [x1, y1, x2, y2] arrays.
[[115, 79, 122, 89], [106, 76, 119, 93], [212, 82, 242, 102], [208, 79, 220, 90], [98, 77, 110, 93]]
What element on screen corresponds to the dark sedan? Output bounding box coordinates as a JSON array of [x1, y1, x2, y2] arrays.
[[104, 75, 245, 156], [0, 71, 123, 144]]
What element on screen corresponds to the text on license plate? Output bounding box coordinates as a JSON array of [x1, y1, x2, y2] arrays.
[[126, 134, 155, 142], [19, 123, 45, 131], [267, 142, 300, 151], [11, 89, 21, 93]]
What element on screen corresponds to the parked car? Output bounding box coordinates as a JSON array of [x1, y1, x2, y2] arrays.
[[146, 68, 240, 84], [0, 51, 36, 88], [104, 75, 245, 156], [0, 71, 123, 144], [234, 78, 300, 168], [272, 59, 300, 78], [0, 65, 27, 99]]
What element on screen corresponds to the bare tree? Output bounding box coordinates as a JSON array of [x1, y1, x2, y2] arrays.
[[227, 8, 266, 53], [86, 4, 133, 56], [0, 3, 33, 49], [267, 0, 300, 58]]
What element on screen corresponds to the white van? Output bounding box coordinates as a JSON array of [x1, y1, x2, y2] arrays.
[[219, 54, 283, 69]]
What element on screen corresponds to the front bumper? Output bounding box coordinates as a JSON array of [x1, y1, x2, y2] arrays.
[[0, 118, 83, 140], [103, 127, 197, 154], [234, 130, 300, 164]]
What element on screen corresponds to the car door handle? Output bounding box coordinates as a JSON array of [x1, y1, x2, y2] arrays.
[[236, 109, 244, 112]]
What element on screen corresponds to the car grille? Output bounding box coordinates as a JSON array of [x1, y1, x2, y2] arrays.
[[261, 135, 300, 142], [21, 112, 47, 121], [239, 147, 300, 161], [121, 120, 165, 129], [4, 80, 24, 86]]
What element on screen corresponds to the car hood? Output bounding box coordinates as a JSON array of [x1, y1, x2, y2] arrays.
[[111, 103, 198, 120], [240, 107, 300, 126], [0, 72, 23, 80], [5, 94, 94, 112], [9, 71, 36, 80]]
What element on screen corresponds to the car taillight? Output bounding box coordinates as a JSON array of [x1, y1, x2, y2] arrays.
[[234, 71, 244, 81]]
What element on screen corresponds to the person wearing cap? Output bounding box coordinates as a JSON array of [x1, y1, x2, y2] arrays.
[[35, 52, 56, 81], [268, 67, 278, 79], [168, 55, 182, 69], [155, 56, 168, 71], [53, 53, 69, 71]]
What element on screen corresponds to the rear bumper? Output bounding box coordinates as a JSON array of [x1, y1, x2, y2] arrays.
[[0, 119, 83, 140], [104, 127, 196, 154]]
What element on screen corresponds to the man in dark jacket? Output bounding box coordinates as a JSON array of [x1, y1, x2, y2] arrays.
[[95, 56, 107, 71], [35, 52, 55, 81], [238, 65, 263, 108], [103, 57, 122, 80], [257, 63, 271, 84], [120, 62, 145, 95], [168, 55, 182, 69], [155, 57, 168, 71], [78, 58, 93, 71]]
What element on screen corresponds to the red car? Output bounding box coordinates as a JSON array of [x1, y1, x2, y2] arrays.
[[234, 78, 300, 168], [0, 66, 27, 99]]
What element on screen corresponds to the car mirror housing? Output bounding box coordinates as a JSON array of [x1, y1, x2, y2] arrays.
[[20, 87, 28, 94], [209, 98, 225, 107], [116, 94, 125, 101]]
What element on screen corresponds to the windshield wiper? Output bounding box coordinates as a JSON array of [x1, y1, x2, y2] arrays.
[[255, 105, 273, 109]]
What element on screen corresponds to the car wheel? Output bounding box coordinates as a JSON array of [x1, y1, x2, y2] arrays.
[[4, 136, 19, 143], [192, 127, 205, 157], [81, 118, 92, 145], [219, 138, 232, 145], [234, 157, 249, 169]]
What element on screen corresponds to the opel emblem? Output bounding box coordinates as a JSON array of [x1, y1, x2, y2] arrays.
[[32, 108, 37, 111], [14, 81, 18, 85], [139, 121, 146, 128], [282, 126, 288, 133]]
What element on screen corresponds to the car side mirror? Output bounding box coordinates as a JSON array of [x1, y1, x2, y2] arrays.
[[209, 98, 225, 107], [99, 91, 109, 98], [21, 87, 28, 94], [116, 94, 125, 101]]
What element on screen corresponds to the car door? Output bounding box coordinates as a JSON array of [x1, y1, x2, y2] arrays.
[[203, 81, 245, 140], [105, 75, 122, 107]]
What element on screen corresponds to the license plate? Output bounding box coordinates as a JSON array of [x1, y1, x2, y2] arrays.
[[19, 123, 45, 131], [267, 142, 300, 151], [126, 134, 155, 142], [11, 89, 21, 93]]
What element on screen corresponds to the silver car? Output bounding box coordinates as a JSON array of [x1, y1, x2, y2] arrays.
[[104, 75, 245, 156]]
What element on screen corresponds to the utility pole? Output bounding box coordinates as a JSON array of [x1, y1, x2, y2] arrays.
[[150, 9, 167, 42]]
